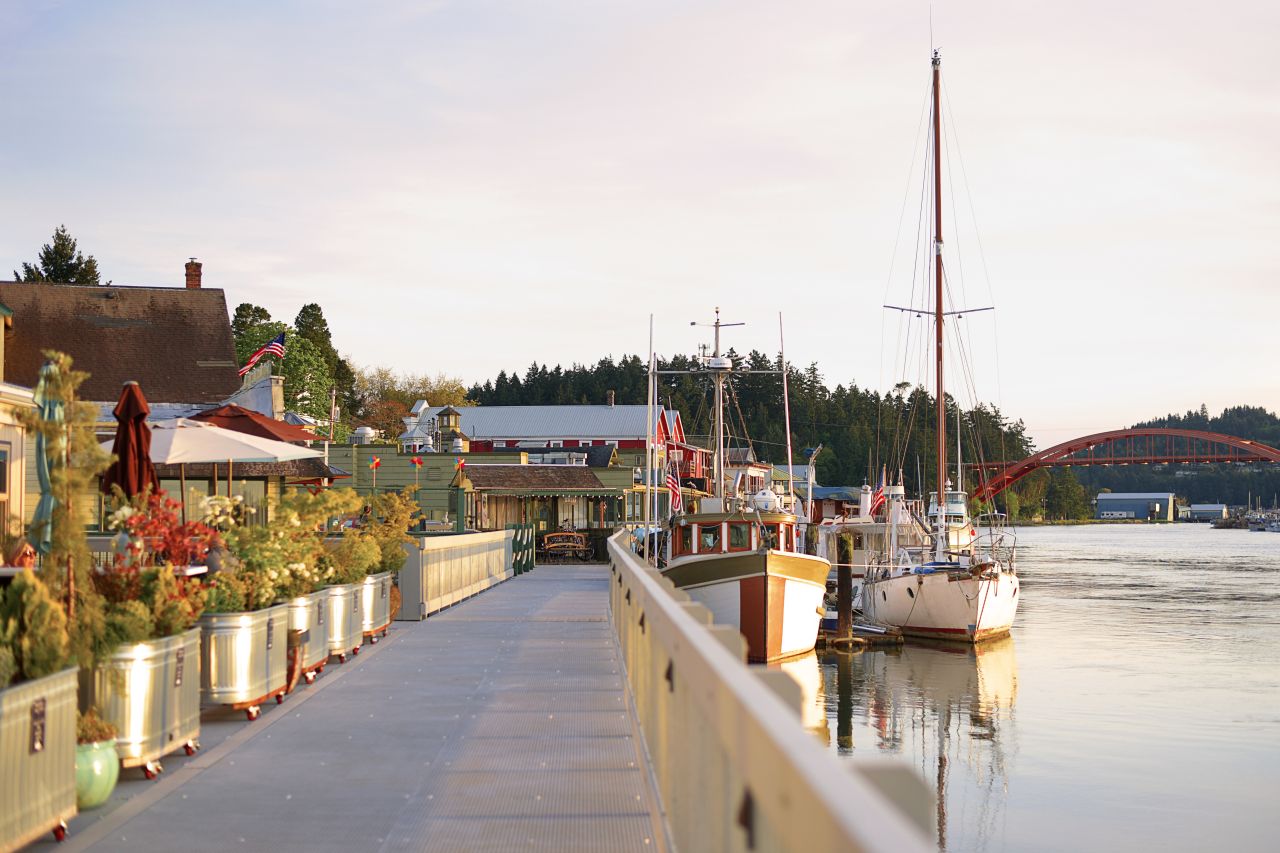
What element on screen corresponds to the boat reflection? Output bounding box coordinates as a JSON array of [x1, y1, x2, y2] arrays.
[[817, 638, 1018, 852], [769, 651, 831, 746]]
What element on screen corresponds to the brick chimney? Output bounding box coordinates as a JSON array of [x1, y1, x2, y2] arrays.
[[185, 258, 202, 289], [607, 390, 615, 408]]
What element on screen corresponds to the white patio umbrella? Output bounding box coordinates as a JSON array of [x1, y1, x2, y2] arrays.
[[102, 418, 323, 498]]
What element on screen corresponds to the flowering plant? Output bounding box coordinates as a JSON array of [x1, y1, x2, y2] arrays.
[[108, 490, 224, 569]]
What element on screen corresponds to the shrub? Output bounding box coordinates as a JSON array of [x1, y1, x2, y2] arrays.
[[77, 707, 117, 744], [142, 567, 206, 636], [0, 645, 16, 688], [0, 570, 71, 681], [104, 600, 154, 648], [203, 572, 247, 614]]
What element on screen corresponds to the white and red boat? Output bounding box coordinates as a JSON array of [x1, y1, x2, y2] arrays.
[[651, 310, 829, 663]]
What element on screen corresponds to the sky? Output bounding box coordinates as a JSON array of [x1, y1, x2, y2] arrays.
[[1, 0, 1275, 449]]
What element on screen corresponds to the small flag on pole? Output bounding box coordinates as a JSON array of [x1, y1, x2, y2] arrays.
[[667, 464, 683, 515], [238, 332, 286, 376], [369, 456, 381, 470], [868, 468, 886, 517]]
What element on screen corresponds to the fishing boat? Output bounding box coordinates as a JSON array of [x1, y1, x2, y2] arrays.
[[656, 311, 830, 663], [860, 51, 1020, 643]]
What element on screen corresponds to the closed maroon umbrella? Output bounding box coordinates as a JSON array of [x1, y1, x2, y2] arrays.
[[101, 381, 160, 498]]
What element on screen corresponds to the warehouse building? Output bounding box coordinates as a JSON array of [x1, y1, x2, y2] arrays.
[[1187, 503, 1228, 522], [1096, 492, 1176, 521]]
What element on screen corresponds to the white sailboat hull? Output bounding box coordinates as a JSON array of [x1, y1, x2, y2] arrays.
[[862, 569, 1019, 643]]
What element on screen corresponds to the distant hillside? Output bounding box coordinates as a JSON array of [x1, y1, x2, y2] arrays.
[[1073, 404, 1280, 506]]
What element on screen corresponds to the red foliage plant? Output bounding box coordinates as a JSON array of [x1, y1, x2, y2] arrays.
[[113, 491, 224, 569]]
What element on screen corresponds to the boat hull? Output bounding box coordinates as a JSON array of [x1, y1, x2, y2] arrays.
[[862, 569, 1018, 643], [662, 551, 828, 663]]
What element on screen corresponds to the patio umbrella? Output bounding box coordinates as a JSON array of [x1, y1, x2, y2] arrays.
[[190, 404, 320, 444], [30, 361, 65, 557], [103, 418, 323, 497], [101, 381, 160, 499]]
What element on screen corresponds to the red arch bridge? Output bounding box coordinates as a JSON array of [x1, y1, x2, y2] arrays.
[[970, 428, 1280, 503]]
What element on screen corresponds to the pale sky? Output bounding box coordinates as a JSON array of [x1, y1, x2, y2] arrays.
[[1, 1, 1274, 449]]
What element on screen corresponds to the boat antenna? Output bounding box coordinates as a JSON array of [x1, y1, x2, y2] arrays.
[[691, 307, 743, 499]]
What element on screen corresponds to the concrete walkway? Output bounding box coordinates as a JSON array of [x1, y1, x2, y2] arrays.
[[54, 566, 668, 853]]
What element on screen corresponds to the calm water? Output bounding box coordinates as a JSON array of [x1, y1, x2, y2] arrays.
[[803, 524, 1280, 852]]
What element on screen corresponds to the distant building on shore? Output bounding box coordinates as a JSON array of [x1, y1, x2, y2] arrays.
[[1187, 503, 1228, 522], [1096, 492, 1176, 521]]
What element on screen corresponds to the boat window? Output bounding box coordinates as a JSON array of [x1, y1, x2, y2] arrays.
[[699, 524, 721, 553], [677, 525, 692, 556], [759, 524, 778, 549], [728, 523, 750, 551]]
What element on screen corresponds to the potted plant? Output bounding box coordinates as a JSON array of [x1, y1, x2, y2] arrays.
[[0, 569, 79, 846], [357, 489, 419, 644], [75, 708, 119, 809], [84, 489, 212, 778], [199, 487, 367, 715]]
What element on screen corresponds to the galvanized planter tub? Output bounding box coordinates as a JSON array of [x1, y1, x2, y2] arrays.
[[361, 572, 393, 642], [287, 589, 328, 688], [85, 627, 201, 776], [0, 667, 78, 850], [324, 583, 363, 662], [198, 603, 289, 720]]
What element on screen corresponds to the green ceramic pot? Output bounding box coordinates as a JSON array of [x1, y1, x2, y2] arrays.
[[75, 740, 120, 809]]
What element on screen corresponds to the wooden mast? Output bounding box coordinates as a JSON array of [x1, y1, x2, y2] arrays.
[[932, 49, 947, 556]]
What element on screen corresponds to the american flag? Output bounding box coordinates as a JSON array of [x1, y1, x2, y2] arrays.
[[667, 465, 683, 515], [868, 470, 886, 517], [239, 332, 287, 376]]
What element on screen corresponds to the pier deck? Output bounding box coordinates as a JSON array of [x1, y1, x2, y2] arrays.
[[58, 565, 668, 852]]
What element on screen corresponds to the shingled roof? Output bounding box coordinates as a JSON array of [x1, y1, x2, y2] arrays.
[[462, 464, 608, 492], [0, 282, 241, 404]]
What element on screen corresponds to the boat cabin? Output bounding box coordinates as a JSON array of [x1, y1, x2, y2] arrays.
[[668, 512, 799, 559]]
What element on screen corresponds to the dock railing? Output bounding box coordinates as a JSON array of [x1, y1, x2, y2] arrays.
[[397, 530, 514, 620], [607, 531, 934, 853]]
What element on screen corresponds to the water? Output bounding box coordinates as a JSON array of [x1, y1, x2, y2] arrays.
[[805, 524, 1280, 852]]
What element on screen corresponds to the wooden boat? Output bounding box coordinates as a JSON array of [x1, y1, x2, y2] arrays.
[[650, 310, 830, 662]]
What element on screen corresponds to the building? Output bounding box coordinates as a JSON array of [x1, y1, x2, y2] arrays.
[[1095, 492, 1176, 521], [0, 264, 312, 526], [1187, 503, 1228, 522]]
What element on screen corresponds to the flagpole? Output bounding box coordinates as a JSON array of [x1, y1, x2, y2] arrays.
[[643, 314, 654, 565]]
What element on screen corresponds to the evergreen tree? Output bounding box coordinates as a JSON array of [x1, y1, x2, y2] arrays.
[[13, 225, 105, 285]]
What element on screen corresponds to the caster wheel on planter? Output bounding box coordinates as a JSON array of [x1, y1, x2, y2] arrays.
[[370, 635, 379, 645], [143, 760, 163, 780], [53, 821, 68, 842], [304, 671, 317, 684], [337, 653, 347, 664], [382, 629, 389, 638], [275, 693, 284, 704], [184, 741, 199, 756], [246, 705, 261, 721], [351, 646, 360, 656]]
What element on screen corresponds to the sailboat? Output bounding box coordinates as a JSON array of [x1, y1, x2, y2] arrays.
[[860, 51, 1020, 643], [657, 310, 831, 663]]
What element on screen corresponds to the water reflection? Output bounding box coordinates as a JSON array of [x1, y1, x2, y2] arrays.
[[817, 639, 1018, 852], [772, 651, 831, 746]]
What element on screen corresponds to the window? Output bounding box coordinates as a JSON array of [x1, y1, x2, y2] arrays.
[[728, 523, 750, 551], [677, 525, 692, 556], [698, 524, 721, 553], [0, 444, 8, 523]]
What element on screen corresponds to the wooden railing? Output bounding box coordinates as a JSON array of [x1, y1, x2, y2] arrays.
[[607, 531, 934, 852]]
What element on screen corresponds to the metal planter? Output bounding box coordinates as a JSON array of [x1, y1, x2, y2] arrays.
[[287, 590, 329, 689], [85, 627, 201, 776], [0, 667, 78, 850], [361, 572, 393, 643], [198, 604, 289, 720], [324, 583, 363, 663]]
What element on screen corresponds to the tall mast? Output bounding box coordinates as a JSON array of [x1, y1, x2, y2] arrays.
[[712, 308, 725, 499], [932, 49, 947, 548]]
